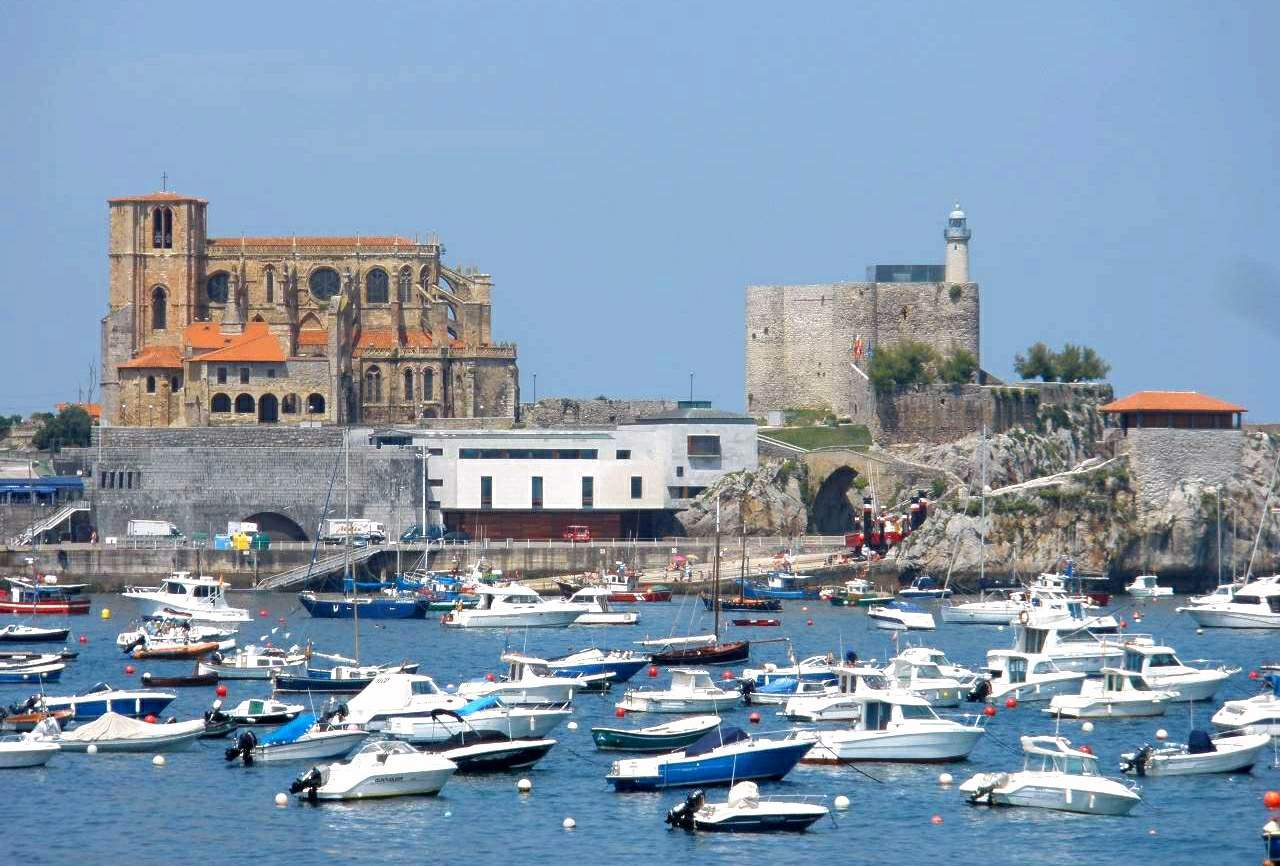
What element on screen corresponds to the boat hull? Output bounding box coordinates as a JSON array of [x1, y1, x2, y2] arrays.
[[0, 741, 60, 767], [0, 599, 89, 616], [608, 740, 812, 791], [691, 804, 828, 833], [0, 627, 70, 643], [608, 590, 672, 603], [386, 708, 570, 744], [59, 728, 202, 753], [0, 663, 63, 684], [548, 657, 649, 686], [1044, 697, 1167, 719], [1123, 737, 1269, 776], [986, 675, 1084, 704], [440, 610, 582, 628], [1182, 607, 1280, 629], [616, 694, 740, 714], [44, 694, 176, 721], [300, 595, 427, 620], [441, 739, 556, 772], [800, 727, 983, 763], [591, 720, 721, 752], [254, 731, 368, 763], [983, 782, 1139, 816], [311, 766, 456, 800], [649, 641, 749, 667]]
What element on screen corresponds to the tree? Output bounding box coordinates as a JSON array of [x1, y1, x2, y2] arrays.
[[940, 348, 979, 384], [1013, 341, 1058, 381], [31, 406, 92, 452], [0, 414, 22, 439], [867, 340, 938, 394]]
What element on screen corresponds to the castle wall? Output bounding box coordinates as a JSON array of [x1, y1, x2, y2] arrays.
[[1124, 428, 1244, 514]]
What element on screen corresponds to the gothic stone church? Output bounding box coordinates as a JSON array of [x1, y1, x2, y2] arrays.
[[101, 192, 519, 427]]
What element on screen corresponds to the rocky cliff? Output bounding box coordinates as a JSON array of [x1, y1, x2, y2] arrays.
[[676, 459, 808, 537]]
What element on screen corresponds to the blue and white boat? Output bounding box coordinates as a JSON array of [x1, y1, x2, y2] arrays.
[[740, 573, 821, 601], [741, 676, 838, 706], [605, 725, 812, 791], [273, 662, 420, 694], [897, 575, 952, 599], [40, 683, 177, 721], [742, 654, 842, 686], [545, 648, 650, 687], [0, 662, 63, 684], [300, 592, 427, 620]]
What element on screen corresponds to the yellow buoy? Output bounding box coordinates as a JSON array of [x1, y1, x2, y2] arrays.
[[100, 608, 111, 620]]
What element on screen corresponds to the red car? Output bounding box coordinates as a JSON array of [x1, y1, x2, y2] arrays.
[[562, 525, 591, 542]]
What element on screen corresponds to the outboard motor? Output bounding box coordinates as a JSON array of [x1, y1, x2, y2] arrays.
[[844, 650, 859, 666], [739, 680, 755, 699], [965, 678, 992, 703], [665, 789, 706, 830], [320, 700, 350, 725], [1120, 744, 1154, 776], [120, 634, 146, 654], [209, 651, 224, 665], [290, 767, 324, 801], [224, 729, 258, 766]]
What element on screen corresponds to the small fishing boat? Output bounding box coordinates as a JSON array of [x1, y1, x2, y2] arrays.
[[867, 601, 935, 631], [0, 719, 60, 768], [0, 659, 64, 684], [0, 648, 76, 662], [201, 700, 238, 738], [797, 693, 984, 763], [897, 575, 952, 599], [566, 587, 640, 626], [116, 618, 236, 654], [743, 654, 840, 686], [740, 572, 821, 600], [1125, 574, 1173, 598], [893, 647, 979, 687], [223, 698, 304, 726], [648, 639, 749, 667], [615, 668, 741, 714], [989, 615, 1123, 675], [666, 783, 829, 833], [706, 595, 783, 613], [881, 652, 967, 706], [606, 725, 812, 791], [605, 575, 672, 603], [959, 735, 1142, 816], [1117, 638, 1236, 702], [457, 653, 606, 705], [1045, 668, 1175, 719], [0, 704, 72, 732], [290, 740, 457, 801], [968, 651, 1085, 704], [342, 673, 471, 729], [732, 618, 780, 627], [385, 696, 571, 745], [1120, 729, 1270, 776], [198, 645, 310, 680], [41, 683, 177, 721], [122, 573, 249, 623], [741, 677, 837, 707], [273, 662, 419, 694], [57, 712, 206, 753], [0, 624, 70, 643], [224, 713, 367, 765], [417, 709, 556, 772], [300, 591, 428, 620], [0, 581, 89, 616], [783, 664, 895, 722], [544, 648, 650, 687], [129, 640, 221, 660], [141, 670, 219, 688], [439, 584, 583, 628], [1211, 674, 1280, 736], [591, 715, 722, 752], [825, 578, 891, 608]]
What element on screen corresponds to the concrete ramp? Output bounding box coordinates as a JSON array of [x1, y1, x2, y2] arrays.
[[256, 545, 380, 590], [12, 501, 90, 545]]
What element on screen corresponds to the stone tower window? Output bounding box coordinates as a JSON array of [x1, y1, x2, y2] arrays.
[[366, 269, 389, 304], [309, 268, 340, 302], [206, 272, 230, 304], [424, 368, 434, 400], [146, 375, 156, 394], [152, 207, 173, 249], [151, 286, 167, 331], [364, 366, 382, 402], [404, 368, 414, 401], [398, 267, 412, 302], [264, 267, 275, 304]]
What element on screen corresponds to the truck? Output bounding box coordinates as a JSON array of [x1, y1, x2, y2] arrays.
[[320, 518, 387, 545], [126, 519, 183, 539]]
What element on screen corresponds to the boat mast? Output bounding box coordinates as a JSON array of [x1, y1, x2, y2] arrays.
[[346, 433, 359, 664], [1245, 450, 1280, 582], [979, 425, 987, 589], [738, 492, 747, 602], [713, 497, 721, 640]]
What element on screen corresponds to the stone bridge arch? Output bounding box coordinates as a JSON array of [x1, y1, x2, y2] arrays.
[[799, 448, 952, 534], [242, 511, 308, 542]]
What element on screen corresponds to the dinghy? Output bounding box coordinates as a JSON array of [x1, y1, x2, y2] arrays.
[[665, 782, 829, 833], [591, 715, 722, 752], [0, 624, 70, 643], [57, 712, 206, 753], [222, 698, 304, 726], [224, 712, 367, 764]]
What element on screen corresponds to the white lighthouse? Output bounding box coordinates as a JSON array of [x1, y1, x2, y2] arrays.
[[944, 203, 971, 283]]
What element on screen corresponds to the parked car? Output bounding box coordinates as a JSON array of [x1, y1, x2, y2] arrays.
[[400, 524, 445, 543], [562, 525, 592, 542]]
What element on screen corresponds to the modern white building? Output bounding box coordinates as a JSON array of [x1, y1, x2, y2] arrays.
[[370, 401, 757, 539]]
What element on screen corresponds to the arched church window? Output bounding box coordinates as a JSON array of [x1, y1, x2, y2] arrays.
[[366, 269, 389, 304], [423, 368, 434, 400], [364, 366, 383, 402], [206, 272, 230, 304], [398, 267, 412, 302], [151, 286, 167, 331], [309, 268, 340, 302], [264, 267, 275, 304], [403, 369, 414, 401]]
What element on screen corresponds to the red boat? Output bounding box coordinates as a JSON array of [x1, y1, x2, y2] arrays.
[[732, 618, 780, 627], [606, 578, 673, 603], [649, 639, 749, 666], [0, 595, 90, 615]]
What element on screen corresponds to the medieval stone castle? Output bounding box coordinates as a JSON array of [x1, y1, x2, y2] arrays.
[[101, 191, 518, 427], [745, 205, 979, 423]]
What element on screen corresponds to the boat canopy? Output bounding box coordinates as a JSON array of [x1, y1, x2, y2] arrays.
[[257, 713, 317, 747], [458, 694, 501, 716], [685, 724, 749, 757], [758, 677, 799, 695], [77, 682, 114, 696], [886, 601, 925, 612], [1187, 729, 1216, 754]]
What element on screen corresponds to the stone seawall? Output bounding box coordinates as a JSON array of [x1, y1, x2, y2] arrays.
[[874, 382, 1112, 445], [1124, 428, 1244, 513]]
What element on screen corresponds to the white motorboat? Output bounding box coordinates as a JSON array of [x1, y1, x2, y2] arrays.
[[1179, 579, 1280, 629], [1118, 637, 1236, 702], [881, 652, 967, 707], [616, 668, 740, 714], [385, 699, 570, 744], [867, 601, 935, 631], [57, 712, 206, 752], [1211, 675, 1280, 736], [894, 647, 979, 687], [116, 618, 236, 654], [798, 693, 984, 763], [973, 651, 1086, 704], [196, 645, 310, 680], [121, 572, 250, 623], [0, 624, 71, 643], [959, 735, 1141, 816], [1045, 668, 1175, 719], [457, 654, 605, 705], [1126, 574, 1173, 598], [0, 718, 60, 768], [1120, 729, 1270, 776], [1187, 582, 1244, 606], [566, 587, 640, 625], [223, 698, 304, 726], [783, 664, 895, 722], [743, 654, 838, 686], [742, 677, 838, 707], [989, 615, 1122, 675], [224, 713, 367, 764], [440, 583, 583, 629], [941, 589, 1027, 625], [290, 740, 457, 800], [897, 575, 952, 599], [665, 783, 829, 833], [344, 673, 471, 730]]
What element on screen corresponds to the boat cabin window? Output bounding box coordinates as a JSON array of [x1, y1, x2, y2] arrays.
[[863, 700, 890, 730], [1022, 629, 1047, 654], [1269, 596, 1280, 614], [1054, 754, 1096, 775], [410, 680, 439, 695], [1123, 650, 1143, 672], [1145, 652, 1179, 668], [164, 582, 184, 594], [897, 703, 937, 721], [1031, 661, 1056, 675], [913, 663, 944, 679], [248, 701, 263, 713], [1007, 657, 1028, 684]]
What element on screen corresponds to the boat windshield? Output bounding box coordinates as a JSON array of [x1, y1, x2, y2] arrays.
[[912, 663, 944, 679], [896, 703, 938, 721], [77, 682, 113, 696], [1145, 653, 1180, 668], [410, 679, 440, 696], [359, 740, 415, 757]]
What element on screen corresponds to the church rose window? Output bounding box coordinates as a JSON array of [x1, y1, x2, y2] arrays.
[[309, 268, 340, 302], [206, 272, 230, 304], [366, 269, 389, 304]]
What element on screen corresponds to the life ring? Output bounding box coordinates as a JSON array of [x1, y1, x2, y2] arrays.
[[1018, 609, 1030, 625]]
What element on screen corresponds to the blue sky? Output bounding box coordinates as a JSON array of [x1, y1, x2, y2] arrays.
[[3, 2, 1278, 419]]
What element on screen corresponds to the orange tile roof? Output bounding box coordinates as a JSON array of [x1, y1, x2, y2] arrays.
[[207, 235, 419, 249], [118, 345, 184, 370], [297, 328, 329, 347], [1100, 391, 1246, 414], [191, 322, 286, 363], [354, 328, 434, 353], [56, 403, 102, 421], [109, 191, 207, 203], [183, 322, 231, 350]]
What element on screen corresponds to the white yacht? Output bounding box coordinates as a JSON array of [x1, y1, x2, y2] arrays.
[[197, 645, 310, 680], [1125, 574, 1173, 598], [385, 701, 570, 744], [1120, 729, 1271, 776], [665, 782, 830, 833], [1211, 675, 1280, 737], [1187, 582, 1245, 606], [988, 615, 1122, 675], [615, 668, 741, 714], [1117, 638, 1236, 702], [225, 713, 368, 764], [457, 654, 606, 705], [1179, 579, 1280, 629], [941, 589, 1027, 625], [881, 652, 967, 707], [797, 693, 984, 763], [975, 651, 1085, 704], [122, 573, 250, 623], [440, 583, 583, 628], [565, 587, 639, 625], [344, 673, 471, 729], [783, 664, 894, 722], [743, 654, 838, 686], [894, 647, 979, 687], [290, 740, 456, 800], [959, 735, 1141, 816], [867, 601, 935, 631], [1045, 668, 1175, 719]]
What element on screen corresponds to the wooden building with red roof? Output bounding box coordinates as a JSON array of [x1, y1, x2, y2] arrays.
[[1100, 391, 1245, 434]]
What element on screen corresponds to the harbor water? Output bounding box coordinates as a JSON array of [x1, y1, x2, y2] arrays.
[[9, 591, 1277, 865]]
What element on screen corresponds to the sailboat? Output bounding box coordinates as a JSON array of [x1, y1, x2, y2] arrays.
[[702, 518, 782, 613], [650, 501, 750, 666]]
